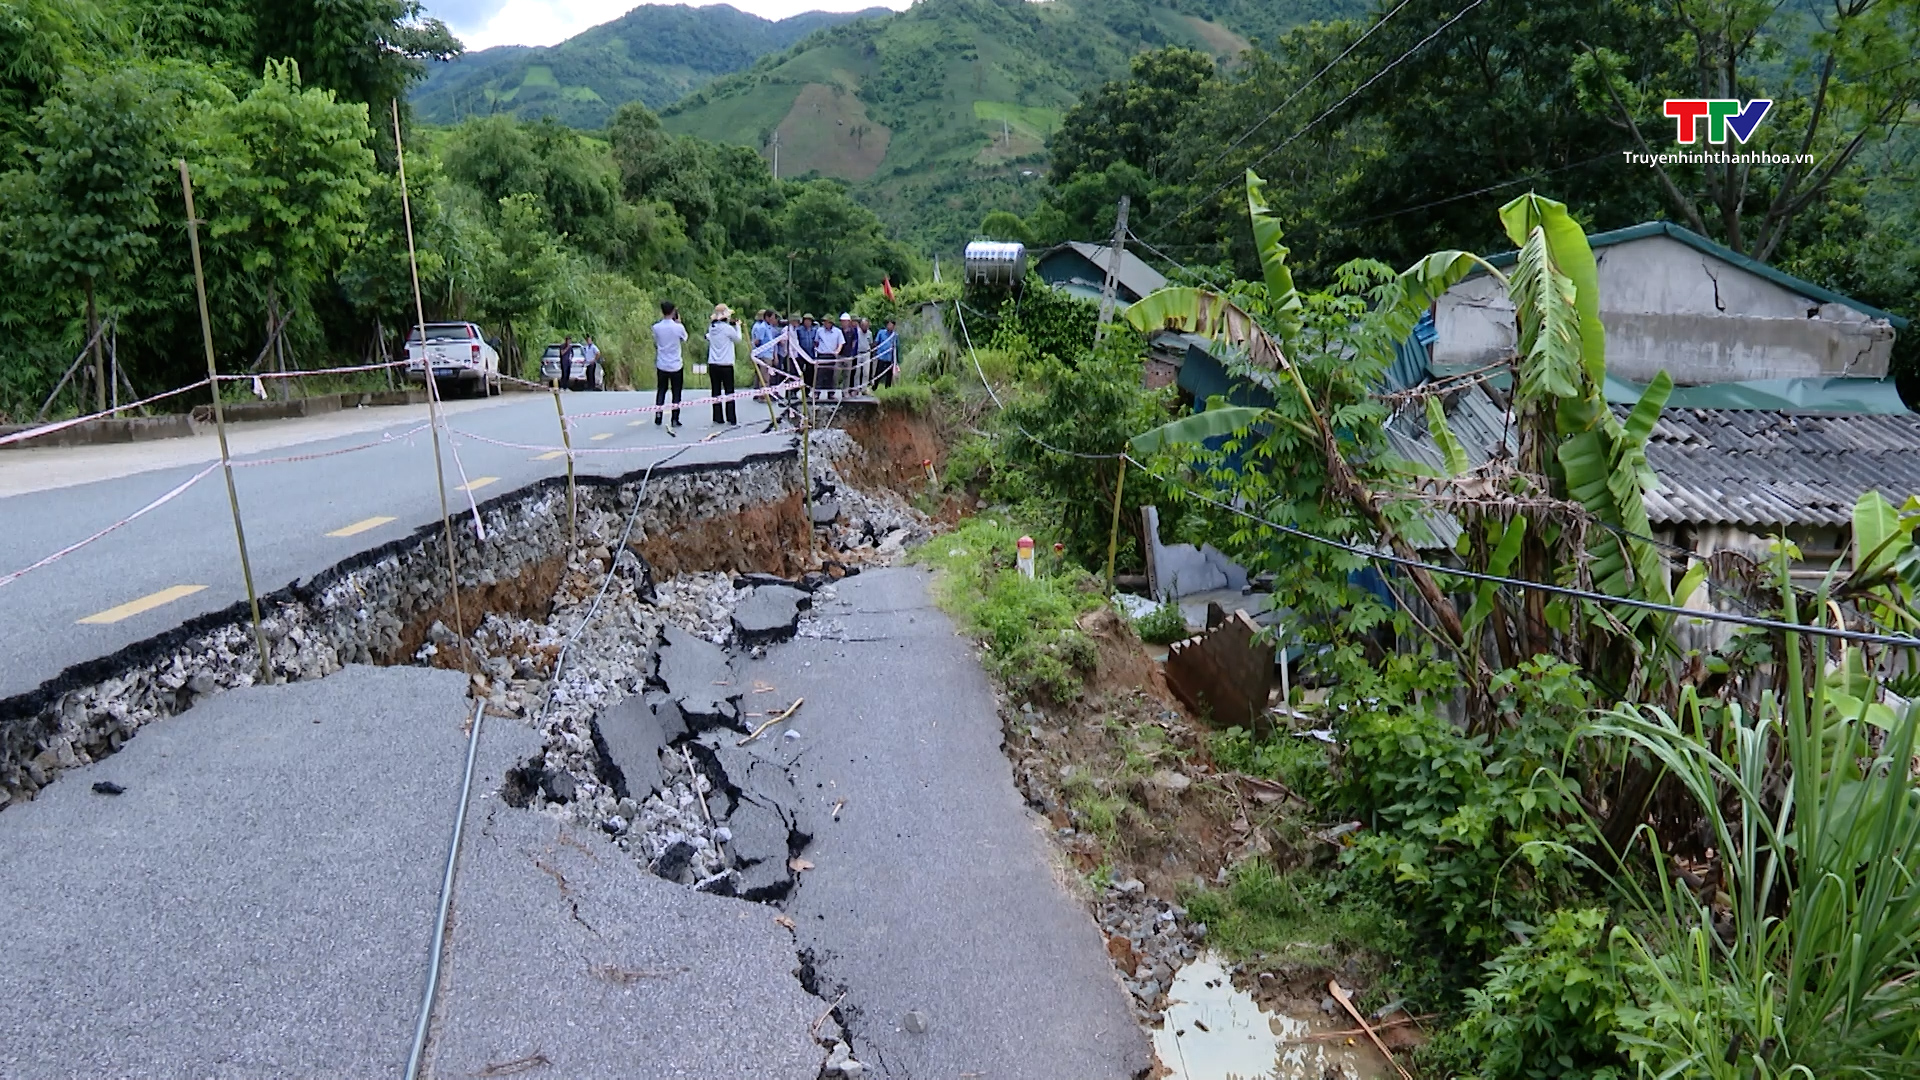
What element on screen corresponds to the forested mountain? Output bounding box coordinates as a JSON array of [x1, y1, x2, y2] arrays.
[[412, 4, 890, 129], [660, 0, 1364, 249]]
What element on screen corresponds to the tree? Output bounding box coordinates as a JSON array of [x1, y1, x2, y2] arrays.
[[778, 181, 912, 315], [10, 63, 211, 411], [254, 0, 459, 112], [1577, 0, 1920, 260], [1047, 46, 1218, 185], [980, 209, 1034, 244], [0, 0, 116, 157], [479, 193, 564, 367], [130, 0, 256, 67], [215, 60, 376, 386]]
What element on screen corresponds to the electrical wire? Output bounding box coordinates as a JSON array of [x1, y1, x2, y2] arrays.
[[1204, 0, 1415, 167], [950, 298, 1916, 649], [1145, 0, 1490, 242], [537, 443, 697, 730], [1122, 452, 1919, 649]]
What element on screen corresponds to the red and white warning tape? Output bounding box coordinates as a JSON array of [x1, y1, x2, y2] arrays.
[[0, 463, 221, 589]]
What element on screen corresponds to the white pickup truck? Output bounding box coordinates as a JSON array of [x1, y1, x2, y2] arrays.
[[404, 322, 500, 397]]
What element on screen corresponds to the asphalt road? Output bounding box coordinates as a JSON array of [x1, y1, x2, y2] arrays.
[[752, 567, 1152, 1079], [0, 388, 792, 703], [0, 666, 471, 1078], [0, 663, 828, 1079]]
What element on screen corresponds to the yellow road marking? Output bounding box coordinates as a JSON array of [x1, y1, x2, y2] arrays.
[[532, 450, 566, 461], [457, 477, 498, 493], [327, 515, 396, 538], [590, 433, 613, 441], [79, 585, 207, 625]]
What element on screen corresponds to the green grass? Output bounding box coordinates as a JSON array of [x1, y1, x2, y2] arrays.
[[914, 514, 1103, 704], [971, 100, 1062, 139], [519, 64, 558, 89], [1132, 600, 1188, 645], [1209, 725, 1329, 798], [1181, 860, 1396, 964], [873, 381, 931, 413], [661, 82, 803, 148]]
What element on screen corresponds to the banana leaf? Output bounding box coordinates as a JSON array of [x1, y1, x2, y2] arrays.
[[1245, 170, 1302, 340], [1426, 396, 1469, 477], [1122, 287, 1289, 371], [1500, 193, 1604, 388], [1130, 406, 1267, 455]]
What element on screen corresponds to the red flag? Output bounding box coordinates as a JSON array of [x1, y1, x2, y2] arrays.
[[881, 275, 895, 302]]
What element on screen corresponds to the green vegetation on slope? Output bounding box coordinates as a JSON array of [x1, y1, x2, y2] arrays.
[[661, 0, 1364, 252], [411, 3, 890, 129], [0, 1, 914, 420]]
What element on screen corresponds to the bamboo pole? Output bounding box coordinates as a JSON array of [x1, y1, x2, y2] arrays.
[[1105, 457, 1127, 590], [392, 99, 473, 676], [799, 385, 815, 563], [552, 385, 577, 545], [179, 160, 273, 687]]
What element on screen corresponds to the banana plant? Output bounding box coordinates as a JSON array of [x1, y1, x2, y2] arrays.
[[1124, 169, 1470, 647]]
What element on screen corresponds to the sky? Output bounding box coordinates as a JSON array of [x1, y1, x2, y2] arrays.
[[429, 0, 915, 51]]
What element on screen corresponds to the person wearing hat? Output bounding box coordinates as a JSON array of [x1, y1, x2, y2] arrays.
[[795, 314, 819, 390], [706, 303, 742, 425]]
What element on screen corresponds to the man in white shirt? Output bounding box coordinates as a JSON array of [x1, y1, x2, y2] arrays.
[[812, 316, 845, 392], [651, 302, 688, 427], [582, 335, 602, 390], [705, 303, 742, 425]]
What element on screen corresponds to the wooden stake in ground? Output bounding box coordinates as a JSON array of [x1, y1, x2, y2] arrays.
[[178, 160, 273, 687], [1329, 979, 1411, 1080], [391, 98, 473, 677], [1105, 457, 1126, 590], [551, 386, 577, 544]]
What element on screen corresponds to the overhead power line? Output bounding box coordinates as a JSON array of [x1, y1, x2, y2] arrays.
[[1146, 0, 1490, 242]]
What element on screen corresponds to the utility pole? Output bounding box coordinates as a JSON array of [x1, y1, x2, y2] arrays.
[[770, 131, 780, 179], [1094, 195, 1130, 345]]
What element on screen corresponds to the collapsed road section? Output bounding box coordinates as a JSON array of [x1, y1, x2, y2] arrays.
[[4, 424, 1148, 1079]]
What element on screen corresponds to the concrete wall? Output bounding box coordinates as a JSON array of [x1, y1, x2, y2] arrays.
[[1432, 234, 1897, 383]]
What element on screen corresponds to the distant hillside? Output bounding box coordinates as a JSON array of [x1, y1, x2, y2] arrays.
[[412, 4, 890, 128], [660, 0, 1365, 251]]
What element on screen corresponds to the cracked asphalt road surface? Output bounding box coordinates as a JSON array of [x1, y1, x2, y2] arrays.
[[752, 566, 1152, 1079]]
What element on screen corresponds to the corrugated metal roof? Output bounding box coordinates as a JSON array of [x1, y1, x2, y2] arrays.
[[1640, 408, 1920, 527], [1382, 383, 1517, 548], [1037, 242, 1169, 302]]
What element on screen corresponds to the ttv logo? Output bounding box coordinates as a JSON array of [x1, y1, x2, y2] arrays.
[[1664, 99, 1772, 144]]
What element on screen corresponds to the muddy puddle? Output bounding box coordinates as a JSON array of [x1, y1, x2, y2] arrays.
[[1152, 954, 1391, 1080]]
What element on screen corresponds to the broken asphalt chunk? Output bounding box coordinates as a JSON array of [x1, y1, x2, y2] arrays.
[[593, 697, 667, 801], [731, 585, 812, 646]]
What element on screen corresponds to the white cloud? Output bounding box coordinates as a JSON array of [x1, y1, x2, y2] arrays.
[[437, 0, 914, 52]]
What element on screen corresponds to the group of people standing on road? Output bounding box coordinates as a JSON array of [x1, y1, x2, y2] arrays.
[[748, 309, 899, 394], [644, 301, 902, 430]]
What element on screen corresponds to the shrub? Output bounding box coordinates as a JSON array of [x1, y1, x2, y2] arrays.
[[1132, 600, 1188, 644], [1331, 655, 1595, 955], [914, 515, 1102, 703], [1451, 908, 1632, 1080]]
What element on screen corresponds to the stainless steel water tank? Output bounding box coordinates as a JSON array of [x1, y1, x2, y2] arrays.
[[963, 241, 1026, 286]]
